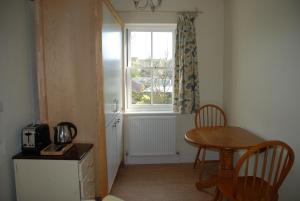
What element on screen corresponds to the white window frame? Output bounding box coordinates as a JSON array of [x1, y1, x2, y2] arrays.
[[125, 24, 176, 112]]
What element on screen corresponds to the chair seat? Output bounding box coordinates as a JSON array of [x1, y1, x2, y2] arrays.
[[218, 176, 277, 201], [103, 195, 125, 201]]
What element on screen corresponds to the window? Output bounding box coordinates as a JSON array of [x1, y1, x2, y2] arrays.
[[126, 25, 176, 112]]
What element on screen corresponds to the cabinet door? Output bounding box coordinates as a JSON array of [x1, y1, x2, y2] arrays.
[[102, 0, 123, 193], [102, 1, 123, 123], [106, 114, 123, 192], [14, 160, 80, 201], [105, 121, 117, 191], [116, 114, 123, 165]]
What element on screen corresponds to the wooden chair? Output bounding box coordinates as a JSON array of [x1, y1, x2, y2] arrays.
[[216, 140, 295, 201], [194, 104, 227, 169]]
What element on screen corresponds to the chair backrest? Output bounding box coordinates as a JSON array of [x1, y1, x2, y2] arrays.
[[233, 140, 294, 201], [194, 104, 227, 128]]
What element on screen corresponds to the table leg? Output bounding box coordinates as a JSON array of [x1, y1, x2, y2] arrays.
[[211, 149, 234, 201], [219, 149, 234, 179], [196, 175, 218, 190], [195, 148, 234, 201]]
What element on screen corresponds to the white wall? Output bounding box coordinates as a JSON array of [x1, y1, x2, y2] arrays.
[[224, 0, 300, 200], [113, 0, 224, 106], [112, 0, 224, 162], [0, 0, 38, 200]]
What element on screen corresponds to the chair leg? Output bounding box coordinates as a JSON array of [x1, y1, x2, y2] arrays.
[[219, 192, 223, 201], [273, 194, 279, 201], [194, 147, 202, 168], [198, 148, 206, 180], [213, 188, 220, 201]]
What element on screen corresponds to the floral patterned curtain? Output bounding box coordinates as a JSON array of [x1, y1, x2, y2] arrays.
[[173, 14, 200, 113]]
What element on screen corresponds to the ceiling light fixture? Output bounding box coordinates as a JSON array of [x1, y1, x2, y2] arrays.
[[133, 0, 162, 12]]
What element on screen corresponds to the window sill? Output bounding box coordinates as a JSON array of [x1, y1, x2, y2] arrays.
[[124, 111, 179, 115]]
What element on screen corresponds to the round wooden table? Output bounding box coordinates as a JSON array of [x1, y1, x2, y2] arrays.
[[185, 126, 264, 191]]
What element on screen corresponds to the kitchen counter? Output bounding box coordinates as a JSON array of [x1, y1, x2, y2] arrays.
[[12, 143, 93, 160]]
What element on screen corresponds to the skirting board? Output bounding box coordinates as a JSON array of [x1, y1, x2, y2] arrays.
[[125, 154, 195, 165], [124, 150, 219, 165]]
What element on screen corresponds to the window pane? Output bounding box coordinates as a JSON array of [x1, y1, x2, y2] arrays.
[[152, 32, 173, 68], [153, 69, 173, 104], [130, 32, 151, 68], [127, 26, 175, 111], [131, 68, 152, 104]]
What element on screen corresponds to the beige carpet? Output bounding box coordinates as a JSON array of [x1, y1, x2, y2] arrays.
[[110, 163, 216, 201]]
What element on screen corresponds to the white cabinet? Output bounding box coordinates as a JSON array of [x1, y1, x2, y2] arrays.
[[106, 113, 123, 191], [102, 0, 123, 192], [13, 144, 95, 201]]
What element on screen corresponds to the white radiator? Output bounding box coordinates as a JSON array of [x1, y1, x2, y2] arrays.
[[126, 116, 176, 157]]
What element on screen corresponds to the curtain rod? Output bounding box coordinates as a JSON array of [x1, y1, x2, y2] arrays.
[[117, 9, 203, 15]]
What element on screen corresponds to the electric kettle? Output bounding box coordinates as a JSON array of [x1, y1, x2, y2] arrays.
[[54, 122, 77, 145]]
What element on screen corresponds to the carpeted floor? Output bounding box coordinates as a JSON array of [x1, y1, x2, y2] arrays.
[[110, 163, 217, 201]]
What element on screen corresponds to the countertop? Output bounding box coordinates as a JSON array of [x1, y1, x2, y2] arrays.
[[12, 143, 93, 160]]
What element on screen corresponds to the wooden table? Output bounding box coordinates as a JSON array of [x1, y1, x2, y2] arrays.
[[185, 126, 264, 190]]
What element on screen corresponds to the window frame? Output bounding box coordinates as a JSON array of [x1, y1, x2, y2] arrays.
[[125, 24, 176, 112]]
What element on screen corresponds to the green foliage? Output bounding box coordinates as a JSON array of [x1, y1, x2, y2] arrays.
[[153, 92, 172, 104], [132, 92, 151, 104], [130, 57, 173, 105]]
